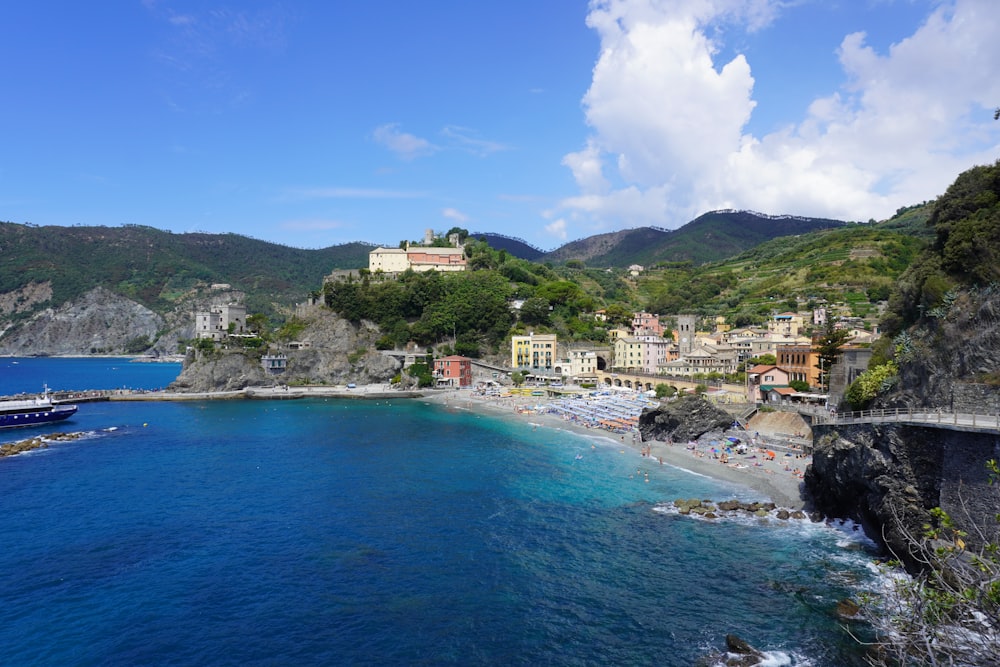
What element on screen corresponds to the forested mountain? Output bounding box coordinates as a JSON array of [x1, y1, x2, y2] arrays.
[[470, 232, 545, 261], [542, 210, 846, 266], [0, 223, 372, 320], [0, 210, 851, 328]]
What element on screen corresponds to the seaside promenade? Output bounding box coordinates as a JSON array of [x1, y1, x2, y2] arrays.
[[0, 384, 422, 404]]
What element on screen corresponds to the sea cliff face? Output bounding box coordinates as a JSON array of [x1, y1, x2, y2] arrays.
[[807, 416, 1000, 571], [169, 307, 400, 392], [0, 286, 176, 356], [806, 288, 1000, 570]]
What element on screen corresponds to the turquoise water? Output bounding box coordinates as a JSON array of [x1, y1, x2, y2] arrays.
[[0, 359, 879, 665]]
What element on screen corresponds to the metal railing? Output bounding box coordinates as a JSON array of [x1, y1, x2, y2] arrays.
[[813, 407, 1000, 431]]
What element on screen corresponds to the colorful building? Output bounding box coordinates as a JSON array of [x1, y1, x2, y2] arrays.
[[511, 333, 557, 374], [433, 355, 472, 387], [368, 244, 467, 274]]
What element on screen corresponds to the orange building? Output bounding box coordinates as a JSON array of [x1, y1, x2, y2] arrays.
[[775, 343, 821, 388], [434, 355, 473, 387]]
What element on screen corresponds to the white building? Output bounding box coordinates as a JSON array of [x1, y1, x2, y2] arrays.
[[194, 303, 247, 341], [565, 349, 598, 381], [368, 247, 410, 273]]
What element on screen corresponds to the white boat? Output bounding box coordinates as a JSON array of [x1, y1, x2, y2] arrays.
[[0, 388, 78, 430]]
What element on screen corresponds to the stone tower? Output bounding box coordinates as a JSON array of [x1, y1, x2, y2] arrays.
[[676, 314, 697, 356]]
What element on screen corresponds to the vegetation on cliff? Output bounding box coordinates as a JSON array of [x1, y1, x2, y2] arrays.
[[883, 159, 1000, 336], [856, 463, 1000, 667], [808, 160, 1000, 664]]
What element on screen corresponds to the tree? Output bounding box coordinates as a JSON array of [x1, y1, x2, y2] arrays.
[[445, 227, 469, 243], [814, 319, 853, 392], [519, 297, 551, 326], [747, 353, 776, 368], [407, 361, 434, 388], [788, 379, 810, 393], [654, 383, 676, 399], [246, 313, 270, 337], [603, 303, 633, 327], [123, 335, 152, 354], [511, 371, 525, 387], [843, 360, 899, 410]]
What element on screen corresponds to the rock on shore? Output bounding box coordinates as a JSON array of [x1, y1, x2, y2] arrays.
[[806, 421, 1000, 574], [0, 432, 84, 458], [638, 394, 734, 442]]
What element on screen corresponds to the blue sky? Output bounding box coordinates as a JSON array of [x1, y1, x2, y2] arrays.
[[2, 1, 998, 250]]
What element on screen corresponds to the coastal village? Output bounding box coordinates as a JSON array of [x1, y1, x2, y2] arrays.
[[6, 176, 1000, 667], [180, 229, 879, 506], [193, 228, 879, 410]]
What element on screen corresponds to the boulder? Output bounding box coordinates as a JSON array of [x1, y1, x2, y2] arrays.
[[638, 395, 734, 443], [724, 634, 765, 666]]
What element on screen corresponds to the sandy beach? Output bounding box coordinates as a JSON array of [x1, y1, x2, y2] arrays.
[[422, 387, 810, 509]]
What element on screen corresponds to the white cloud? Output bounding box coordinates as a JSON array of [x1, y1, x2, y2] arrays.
[[372, 123, 438, 160], [562, 140, 610, 194], [441, 126, 510, 157], [442, 207, 469, 223], [555, 0, 1000, 237], [545, 218, 569, 241]]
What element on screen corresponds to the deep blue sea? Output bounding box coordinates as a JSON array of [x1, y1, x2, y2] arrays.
[[0, 358, 882, 666]]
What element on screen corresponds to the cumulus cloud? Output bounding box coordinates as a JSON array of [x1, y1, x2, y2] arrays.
[[555, 0, 1000, 236], [372, 123, 439, 160]]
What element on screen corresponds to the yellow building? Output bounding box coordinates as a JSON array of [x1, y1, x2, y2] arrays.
[[511, 333, 557, 373]]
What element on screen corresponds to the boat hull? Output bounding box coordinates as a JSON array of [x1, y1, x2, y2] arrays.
[[0, 405, 78, 430]]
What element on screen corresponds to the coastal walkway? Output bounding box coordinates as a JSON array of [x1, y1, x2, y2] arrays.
[[3, 385, 423, 404], [812, 407, 1000, 434]]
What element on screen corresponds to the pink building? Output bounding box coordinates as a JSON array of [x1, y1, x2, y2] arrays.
[[746, 364, 790, 403], [631, 311, 664, 336]]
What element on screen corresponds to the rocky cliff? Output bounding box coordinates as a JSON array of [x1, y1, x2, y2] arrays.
[[169, 306, 400, 392], [881, 287, 1000, 415], [806, 422, 1000, 571], [0, 286, 175, 356], [805, 285, 1000, 571]]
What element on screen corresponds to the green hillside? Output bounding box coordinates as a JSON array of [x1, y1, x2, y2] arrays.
[[634, 220, 928, 324], [542, 210, 846, 268], [0, 223, 372, 319], [0, 200, 940, 346]]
